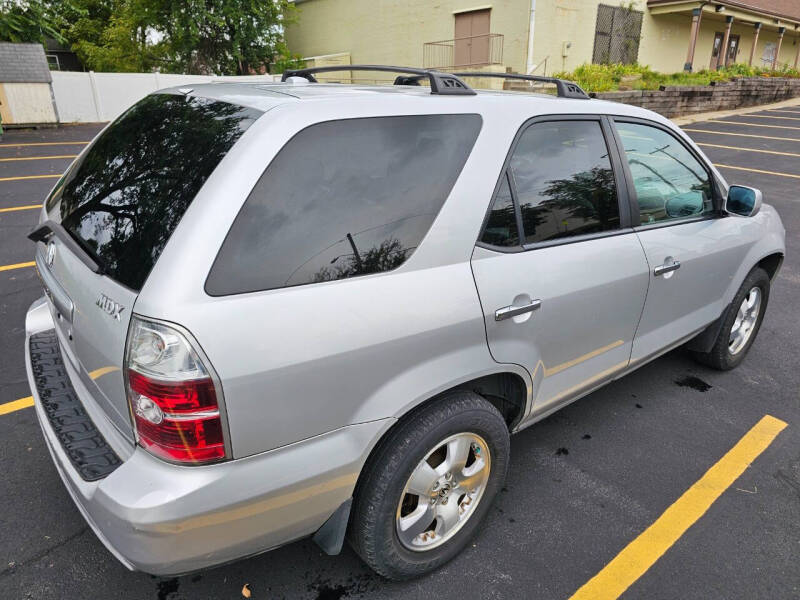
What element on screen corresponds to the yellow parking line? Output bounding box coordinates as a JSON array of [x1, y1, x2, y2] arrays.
[[0, 261, 35, 272], [0, 174, 62, 182], [0, 141, 89, 148], [683, 128, 800, 142], [714, 164, 800, 180], [0, 204, 42, 213], [0, 396, 34, 416], [696, 143, 800, 158], [765, 109, 800, 115], [570, 415, 787, 600], [0, 155, 76, 162], [0, 367, 119, 416], [742, 114, 800, 121], [710, 120, 800, 131]]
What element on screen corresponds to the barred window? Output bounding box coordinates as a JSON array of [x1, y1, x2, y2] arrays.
[[592, 4, 643, 65]]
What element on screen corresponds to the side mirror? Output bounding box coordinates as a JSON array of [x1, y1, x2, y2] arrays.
[[725, 185, 762, 217]]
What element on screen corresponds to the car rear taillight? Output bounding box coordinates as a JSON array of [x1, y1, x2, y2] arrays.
[[125, 316, 228, 464]]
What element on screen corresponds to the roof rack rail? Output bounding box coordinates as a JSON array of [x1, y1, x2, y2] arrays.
[[281, 65, 476, 96], [450, 72, 590, 100]]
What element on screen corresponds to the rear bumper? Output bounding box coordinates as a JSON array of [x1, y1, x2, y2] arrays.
[[25, 297, 393, 575]]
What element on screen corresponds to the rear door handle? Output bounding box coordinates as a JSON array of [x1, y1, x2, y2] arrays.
[[654, 260, 681, 276], [495, 299, 542, 321]]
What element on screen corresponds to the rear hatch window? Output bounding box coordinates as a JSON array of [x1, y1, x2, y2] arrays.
[[45, 92, 261, 290]]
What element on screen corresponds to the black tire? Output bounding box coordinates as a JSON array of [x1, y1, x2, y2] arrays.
[[347, 390, 510, 580], [691, 267, 770, 371]]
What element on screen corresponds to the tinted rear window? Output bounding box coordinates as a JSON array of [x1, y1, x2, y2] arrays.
[[510, 120, 620, 244], [46, 93, 261, 290], [206, 114, 482, 296]]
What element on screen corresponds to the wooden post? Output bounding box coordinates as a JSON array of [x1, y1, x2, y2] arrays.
[[795, 31, 800, 68], [773, 27, 785, 70], [684, 7, 703, 72], [748, 22, 761, 66], [720, 15, 733, 69]]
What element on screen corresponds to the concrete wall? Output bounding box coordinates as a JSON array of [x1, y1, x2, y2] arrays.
[[51, 71, 279, 123], [286, 0, 532, 75], [594, 76, 800, 118], [641, 6, 800, 74], [286, 0, 800, 77], [531, 1, 800, 75]]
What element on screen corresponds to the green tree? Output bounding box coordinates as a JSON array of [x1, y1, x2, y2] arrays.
[[153, 0, 298, 75], [0, 0, 66, 43], [2, 0, 300, 74], [55, 0, 167, 72]]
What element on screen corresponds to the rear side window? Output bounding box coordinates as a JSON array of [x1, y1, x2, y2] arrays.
[[480, 173, 519, 247], [46, 93, 261, 290], [509, 120, 620, 244], [206, 114, 482, 296]]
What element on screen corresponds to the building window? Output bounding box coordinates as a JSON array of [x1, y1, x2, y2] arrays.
[[592, 4, 644, 65]]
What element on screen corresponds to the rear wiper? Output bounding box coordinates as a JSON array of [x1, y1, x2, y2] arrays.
[[28, 220, 106, 275]]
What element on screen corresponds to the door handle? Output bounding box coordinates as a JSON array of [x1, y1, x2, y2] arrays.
[[495, 299, 542, 321], [654, 260, 681, 276]]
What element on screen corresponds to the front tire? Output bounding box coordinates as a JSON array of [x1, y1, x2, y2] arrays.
[[348, 391, 510, 580], [691, 267, 770, 370]]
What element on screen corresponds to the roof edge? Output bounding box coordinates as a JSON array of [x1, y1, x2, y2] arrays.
[[647, 0, 800, 24]]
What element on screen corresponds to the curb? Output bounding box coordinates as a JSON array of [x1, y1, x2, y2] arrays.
[[672, 97, 800, 126]]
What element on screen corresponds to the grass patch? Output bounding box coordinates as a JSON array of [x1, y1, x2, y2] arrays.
[[552, 63, 800, 92]]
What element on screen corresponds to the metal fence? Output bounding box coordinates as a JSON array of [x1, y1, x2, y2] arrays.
[[592, 4, 643, 65], [423, 33, 504, 70]]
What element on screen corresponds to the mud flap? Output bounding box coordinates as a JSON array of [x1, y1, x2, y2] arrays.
[[312, 497, 352, 555], [685, 302, 731, 353]]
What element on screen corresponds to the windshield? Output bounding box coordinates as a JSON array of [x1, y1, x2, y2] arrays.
[[45, 92, 261, 290]]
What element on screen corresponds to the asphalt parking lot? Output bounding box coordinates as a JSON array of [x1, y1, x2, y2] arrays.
[[1, 104, 799, 600]]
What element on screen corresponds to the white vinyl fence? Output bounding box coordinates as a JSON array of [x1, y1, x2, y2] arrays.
[[51, 71, 279, 123]]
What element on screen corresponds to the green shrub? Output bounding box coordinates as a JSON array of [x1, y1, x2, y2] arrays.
[[552, 62, 800, 92]]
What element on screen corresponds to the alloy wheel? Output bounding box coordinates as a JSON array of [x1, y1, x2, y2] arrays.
[[395, 432, 491, 552], [729, 286, 761, 355]]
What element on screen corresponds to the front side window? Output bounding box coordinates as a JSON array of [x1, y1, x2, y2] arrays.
[[206, 114, 482, 295], [509, 120, 620, 245], [616, 122, 714, 225]]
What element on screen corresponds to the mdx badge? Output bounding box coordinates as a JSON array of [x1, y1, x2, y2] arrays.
[[46, 241, 56, 267], [96, 293, 125, 321]]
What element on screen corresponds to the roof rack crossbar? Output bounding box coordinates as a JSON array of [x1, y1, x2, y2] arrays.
[[450, 72, 590, 100], [281, 65, 476, 96]]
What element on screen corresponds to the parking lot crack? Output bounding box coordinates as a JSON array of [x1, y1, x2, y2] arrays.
[[775, 469, 800, 500], [0, 526, 88, 579]]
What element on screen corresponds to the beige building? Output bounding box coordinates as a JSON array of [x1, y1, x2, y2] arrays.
[[285, 0, 800, 78]]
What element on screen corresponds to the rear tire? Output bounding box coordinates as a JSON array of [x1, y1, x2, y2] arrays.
[[691, 267, 770, 371], [348, 391, 510, 580]]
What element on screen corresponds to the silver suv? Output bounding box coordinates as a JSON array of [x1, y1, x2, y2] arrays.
[[25, 66, 785, 580]]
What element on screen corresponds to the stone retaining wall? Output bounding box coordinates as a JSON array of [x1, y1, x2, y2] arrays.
[[592, 77, 800, 118]]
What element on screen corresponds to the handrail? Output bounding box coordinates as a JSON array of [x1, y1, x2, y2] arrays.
[[527, 55, 549, 76], [423, 34, 504, 70], [450, 71, 589, 99], [281, 65, 476, 96]]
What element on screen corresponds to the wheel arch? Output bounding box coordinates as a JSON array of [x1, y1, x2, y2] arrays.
[[316, 369, 528, 557], [687, 250, 783, 354], [757, 252, 784, 282], [352, 367, 530, 510]]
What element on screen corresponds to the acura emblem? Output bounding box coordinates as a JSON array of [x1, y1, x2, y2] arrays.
[[96, 293, 125, 321], [46, 241, 56, 267]]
